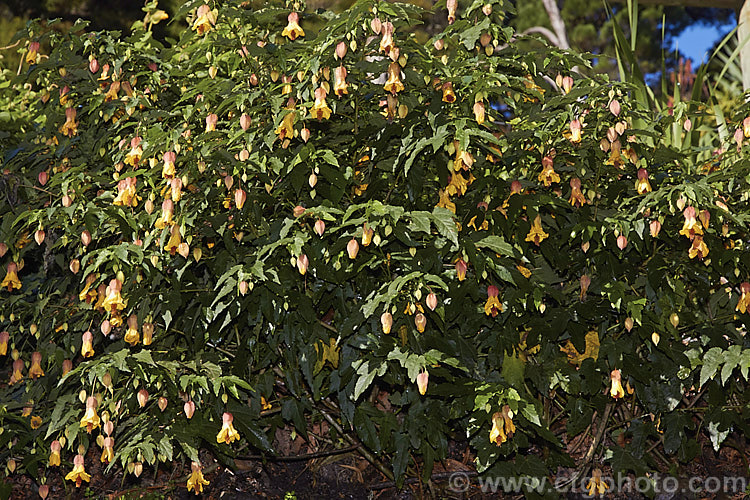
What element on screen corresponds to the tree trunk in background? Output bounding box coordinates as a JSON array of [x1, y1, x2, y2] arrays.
[[739, 0, 750, 90], [541, 0, 570, 50]]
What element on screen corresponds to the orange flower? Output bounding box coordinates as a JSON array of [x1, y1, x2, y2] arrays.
[[28, 352, 44, 379], [484, 285, 502, 317], [737, 282, 750, 314], [333, 66, 349, 97], [80, 396, 100, 433], [569, 177, 586, 207], [525, 215, 548, 246], [65, 454, 91, 487], [187, 462, 210, 494], [679, 206, 702, 240], [311, 87, 332, 120], [446, 172, 470, 196], [60, 107, 78, 137], [610, 369, 625, 399], [281, 12, 305, 40], [635, 168, 651, 194], [436, 189, 456, 213], [538, 156, 560, 186], [384, 62, 404, 94], [216, 412, 240, 444], [1, 262, 22, 291], [9, 359, 24, 385]]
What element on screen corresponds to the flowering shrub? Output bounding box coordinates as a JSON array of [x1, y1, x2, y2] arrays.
[[2, 0, 750, 495]]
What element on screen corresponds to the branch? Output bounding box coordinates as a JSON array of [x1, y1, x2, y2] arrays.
[[521, 26, 560, 47], [541, 0, 570, 50]]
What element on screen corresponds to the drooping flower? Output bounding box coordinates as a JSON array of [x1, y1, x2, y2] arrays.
[[124, 314, 139, 346], [60, 107, 78, 137], [81, 331, 94, 358], [274, 110, 296, 141], [170, 177, 183, 202], [311, 87, 332, 120], [187, 462, 210, 495], [525, 215, 549, 246], [297, 254, 309, 275], [384, 62, 404, 94], [635, 168, 651, 194], [650, 220, 662, 238], [737, 283, 750, 314], [142, 322, 154, 346], [416, 370, 429, 395], [568, 119, 582, 144], [164, 225, 182, 256], [688, 235, 709, 260], [473, 100, 485, 125], [362, 223, 374, 246], [29, 352, 44, 379], [192, 4, 216, 35], [610, 369, 625, 399], [205, 113, 218, 133], [484, 285, 502, 317], [489, 405, 516, 445], [104, 81, 120, 102], [0, 331, 8, 356], [216, 412, 241, 444], [162, 151, 176, 179], [65, 454, 91, 487], [9, 359, 24, 385], [414, 313, 426, 333], [379, 22, 395, 54], [441, 82, 456, 103], [113, 177, 138, 207], [446, 172, 470, 197], [569, 177, 586, 207], [80, 396, 100, 433], [333, 66, 349, 97], [123, 137, 142, 167], [679, 206, 703, 240], [436, 189, 456, 213], [49, 440, 61, 466], [538, 156, 560, 186], [447, 0, 457, 23], [26, 41, 39, 64], [580, 275, 591, 301], [281, 12, 305, 41], [586, 469, 609, 497], [155, 199, 175, 229], [380, 312, 393, 334], [455, 258, 468, 281], [101, 278, 127, 314], [100, 437, 115, 464], [1, 262, 22, 291], [79, 273, 98, 303], [453, 143, 474, 171]]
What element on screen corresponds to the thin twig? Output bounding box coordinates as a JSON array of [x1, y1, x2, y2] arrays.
[[235, 444, 360, 462]]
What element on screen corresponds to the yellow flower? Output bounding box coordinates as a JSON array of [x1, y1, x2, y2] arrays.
[[586, 469, 609, 496], [123, 137, 142, 167], [162, 151, 176, 179], [525, 215, 548, 246], [60, 107, 78, 137], [275, 110, 296, 141], [468, 216, 488, 231], [384, 62, 404, 94], [216, 412, 240, 444], [80, 396, 100, 433], [610, 369, 625, 399], [261, 397, 272, 410], [187, 462, 210, 494], [26, 41, 39, 64], [29, 352, 44, 379], [164, 225, 182, 255], [441, 82, 456, 103], [455, 258, 468, 281], [635, 168, 652, 194], [9, 359, 23, 385], [379, 22, 395, 55], [737, 282, 750, 314], [688, 235, 709, 260], [679, 206, 703, 240], [100, 437, 114, 464], [124, 314, 139, 346], [0, 331, 8, 355], [155, 199, 175, 229], [489, 405, 515, 445], [101, 279, 127, 313], [30, 416, 42, 429], [81, 331, 94, 358], [2, 262, 22, 291], [446, 172, 470, 197], [568, 177, 586, 207], [568, 119, 582, 144], [281, 12, 305, 40], [516, 265, 532, 278], [484, 286, 502, 317], [49, 440, 62, 467], [192, 4, 216, 35], [436, 189, 456, 213], [537, 156, 559, 186], [65, 454, 91, 487], [113, 177, 138, 207], [79, 273, 98, 303], [311, 87, 332, 120], [453, 144, 474, 171]]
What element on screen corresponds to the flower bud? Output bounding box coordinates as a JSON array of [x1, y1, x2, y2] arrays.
[[426, 293, 438, 311], [184, 400, 195, 419], [137, 389, 149, 408], [416, 370, 429, 395], [347, 238, 359, 259], [380, 312, 392, 334]]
